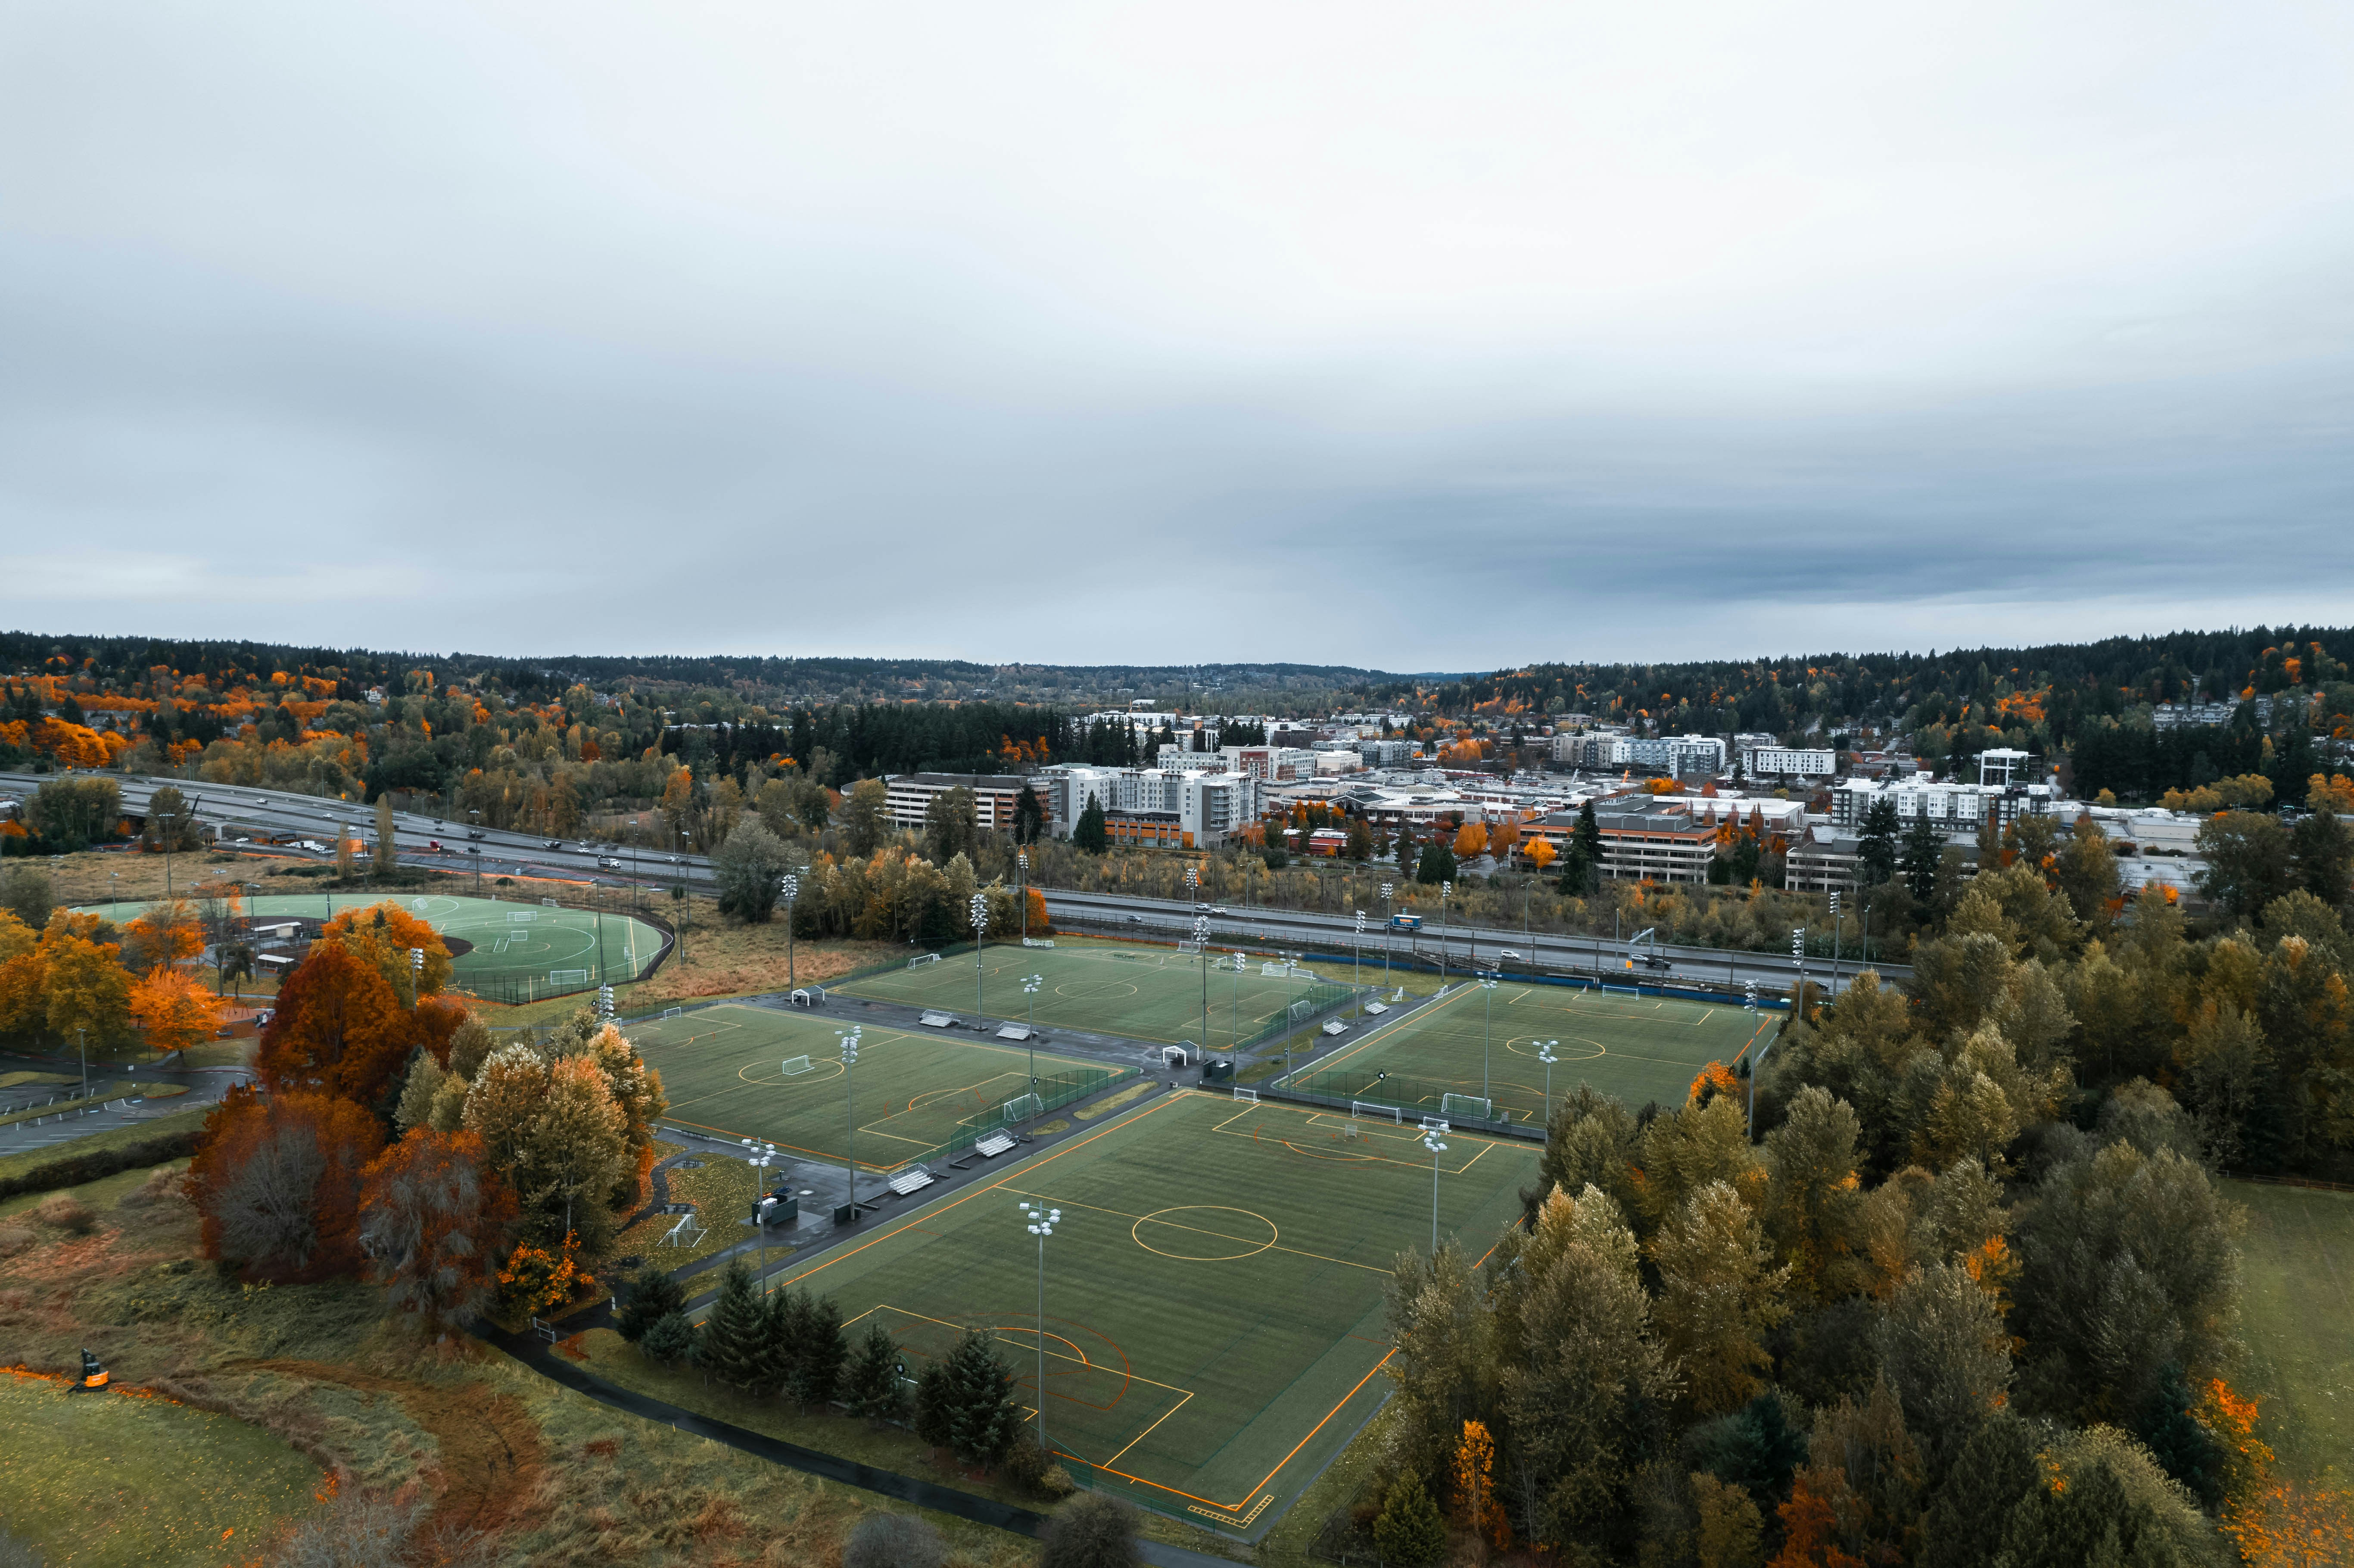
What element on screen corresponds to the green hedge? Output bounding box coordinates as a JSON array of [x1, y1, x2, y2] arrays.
[[0, 1126, 206, 1201]]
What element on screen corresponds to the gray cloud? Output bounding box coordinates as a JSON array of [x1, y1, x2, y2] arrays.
[[4, 0, 2351, 669]]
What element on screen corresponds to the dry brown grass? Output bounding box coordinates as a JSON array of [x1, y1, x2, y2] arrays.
[[0, 1155, 1038, 1568]]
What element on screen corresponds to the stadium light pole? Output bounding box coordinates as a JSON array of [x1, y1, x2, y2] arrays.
[[1422, 1124, 1448, 1253], [1017, 852, 1028, 943], [408, 947, 423, 1009], [1479, 974, 1498, 1102], [1195, 914, 1211, 1048], [779, 873, 799, 990], [742, 1140, 780, 1291], [971, 893, 990, 1019], [837, 1027, 862, 1215], [1353, 911, 1365, 1016], [1380, 883, 1394, 986], [1828, 890, 1841, 999], [1537, 1042, 1559, 1124], [1440, 880, 1452, 982], [1791, 925, 1806, 1014], [1230, 950, 1243, 1048], [1021, 974, 1043, 1091], [1018, 1201, 1060, 1452]]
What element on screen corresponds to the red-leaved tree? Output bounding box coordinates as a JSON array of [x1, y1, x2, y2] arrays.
[[190, 1085, 385, 1282]]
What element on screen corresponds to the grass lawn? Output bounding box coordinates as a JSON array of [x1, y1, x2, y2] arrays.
[[607, 1141, 760, 1271], [629, 1003, 1129, 1169], [0, 1367, 321, 1567], [836, 937, 1352, 1051], [1288, 980, 1775, 1124], [2228, 1179, 2354, 1483], [0, 1157, 191, 1222], [766, 1089, 1538, 1540]]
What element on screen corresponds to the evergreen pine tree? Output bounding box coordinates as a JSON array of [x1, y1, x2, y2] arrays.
[[1371, 1472, 1447, 1568], [616, 1265, 688, 1343], [1074, 798, 1108, 855], [1576, 797, 1603, 868], [2133, 1363, 2227, 1509], [787, 1290, 848, 1409], [642, 1309, 698, 1367], [940, 1328, 1023, 1466], [1919, 1412, 2040, 1568], [759, 1284, 809, 1399], [914, 1360, 956, 1454], [696, 1261, 768, 1393], [844, 1320, 912, 1424], [1900, 818, 1945, 902]]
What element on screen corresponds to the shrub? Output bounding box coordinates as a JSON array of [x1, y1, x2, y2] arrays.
[[115, 1166, 187, 1208], [0, 1127, 203, 1202], [0, 1225, 33, 1257], [34, 1195, 95, 1234], [842, 1513, 943, 1568], [1038, 1493, 1140, 1568], [1000, 1437, 1076, 1500]]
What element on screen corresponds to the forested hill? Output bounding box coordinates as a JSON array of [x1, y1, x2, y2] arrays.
[[1417, 625, 2353, 751], [0, 632, 1437, 712]]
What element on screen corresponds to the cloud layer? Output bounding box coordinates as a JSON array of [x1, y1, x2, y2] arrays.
[[4, 0, 2350, 669]]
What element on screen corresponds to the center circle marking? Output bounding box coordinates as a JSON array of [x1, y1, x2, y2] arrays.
[[1131, 1205, 1280, 1262]]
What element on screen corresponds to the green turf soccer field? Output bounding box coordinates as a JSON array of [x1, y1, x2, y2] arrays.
[[90, 891, 666, 997], [1290, 980, 1776, 1125], [626, 1002, 1128, 1169], [771, 1089, 1538, 1537], [834, 939, 1354, 1050]]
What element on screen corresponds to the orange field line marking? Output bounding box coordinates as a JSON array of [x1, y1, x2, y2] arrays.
[[1102, 1389, 1195, 1468]]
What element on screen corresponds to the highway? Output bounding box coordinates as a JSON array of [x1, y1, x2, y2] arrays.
[[3, 771, 1896, 989], [1036, 887, 1908, 992], [0, 770, 712, 894]]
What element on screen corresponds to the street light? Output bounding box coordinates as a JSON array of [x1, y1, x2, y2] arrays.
[[1536, 1042, 1559, 1124], [1018, 1200, 1061, 1453], [836, 1027, 863, 1214], [1422, 1123, 1448, 1252], [742, 1139, 781, 1291], [970, 892, 990, 1017], [780, 873, 800, 990]]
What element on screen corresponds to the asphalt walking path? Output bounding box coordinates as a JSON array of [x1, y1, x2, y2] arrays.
[[0, 1051, 253, 1160]]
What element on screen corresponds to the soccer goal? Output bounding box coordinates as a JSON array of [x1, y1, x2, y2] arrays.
[[508, 909, 537, 923], [908, 953, 942, 968], [1420, 1115, 1450, 1134], [659, 1212, 706, 1248], [549, 969, 590, 987], [1003, 1092, 1044, 1123], [1288, 999, 1316, 1024], [660, 1006, 685, 1019], [1441, 1093, 1492, 1122], [1232, 1086, 1259, 1104], [1177, 940, 1204, 954], [780, 1055, 814, 1076], [1351, 1101, 1403, 1123], [542, 897, 560, 908], [1261, 962, 1289, 977]]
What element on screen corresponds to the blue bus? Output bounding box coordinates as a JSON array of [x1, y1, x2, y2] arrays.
[[1391, 913, 1423, 931]]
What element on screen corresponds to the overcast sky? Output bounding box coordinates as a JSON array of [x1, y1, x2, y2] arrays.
[[4, 1, 2350, 673]]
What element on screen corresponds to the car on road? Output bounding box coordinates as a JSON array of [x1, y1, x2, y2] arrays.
[[294, 840, 327, 853], [465, 828, 486, 840], [1206, 906, 1227, 915], [1126, 914, 1144, 924], [426, 840, 445, 852], [544, 840, 564, 849], [1499, 949, 1522, 962], [596, 855, 621, 870]]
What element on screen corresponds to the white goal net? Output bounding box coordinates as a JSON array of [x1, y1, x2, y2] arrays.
[[549, 969, 590, 987], [1351, 1101, 1402, 1123], [908, 953, 942, 968], [781, 1055, 814, 1076], [1232, 1087, 1259, 1103], [1440, 1093, 1493, 1122], [542, 897, 560, 908], [1003, 1092, 1044, 1123]]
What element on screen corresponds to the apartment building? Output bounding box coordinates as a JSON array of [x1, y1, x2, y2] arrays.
[[883, 773, 1031, 834], [1741, 745, 1837, 780]]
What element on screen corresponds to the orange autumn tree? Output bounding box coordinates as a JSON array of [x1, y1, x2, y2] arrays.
[[358, 1128, 517, 1332], [190, 1085, 386, 1282], [324, 901, 453, 1001], [256, 941, 415, 1108], [123, 900, 204, 972], [1454, 821, 1489, 859], [1451, 1420, 1510, 1553], [128, 966, 222, 1055], [1525, 836, 1558, 871]]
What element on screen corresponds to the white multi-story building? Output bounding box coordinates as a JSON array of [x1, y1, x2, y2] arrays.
[[1741, 745, 1837, 780], [883, 773, 1032, 834], [1828, 775, 2058, 835], [1036, 764, 1258, 847]]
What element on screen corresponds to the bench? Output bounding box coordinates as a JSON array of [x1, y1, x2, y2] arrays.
[[974, 1132, 1017, 1160], [887, 1167, 937, 1197]]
